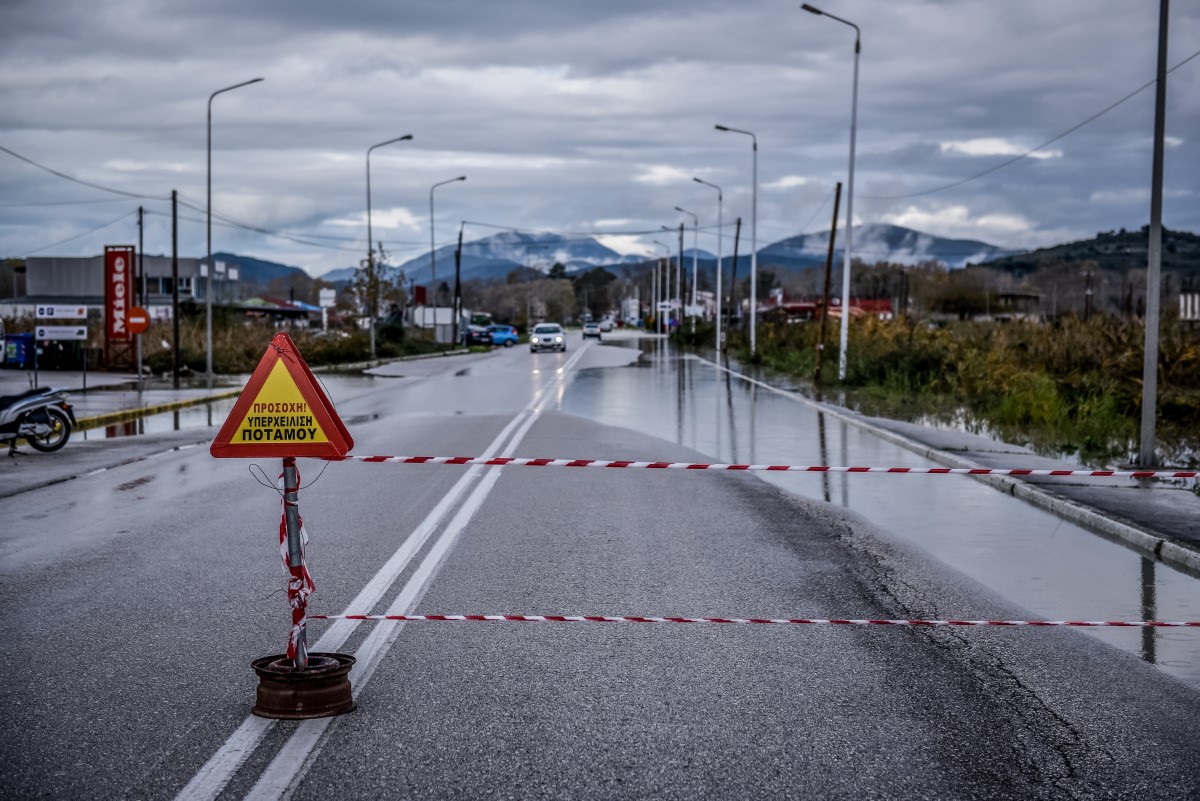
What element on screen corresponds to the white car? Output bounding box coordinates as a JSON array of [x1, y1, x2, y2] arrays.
[[599, 318, 614, 332], [582, 322, 601, 339], [529, 323, 567, 353]]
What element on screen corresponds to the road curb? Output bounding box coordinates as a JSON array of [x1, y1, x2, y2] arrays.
[[310, 348, 470, 373], [75, 389, 243, 431], [70, 349, 473, 430]]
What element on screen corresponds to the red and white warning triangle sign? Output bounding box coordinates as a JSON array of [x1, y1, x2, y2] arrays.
[[210, 332, 353, 459]]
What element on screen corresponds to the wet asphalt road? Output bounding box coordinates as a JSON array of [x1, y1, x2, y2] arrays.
[[2, 334, 1199, 800]]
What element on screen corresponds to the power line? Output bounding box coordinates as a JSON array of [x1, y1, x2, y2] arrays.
[[144, 208, 363, 253], [863, 47, 1200, 200], [797, 184, 836, 234], [0, 197, 133, 209], [0, 144, 168, 201], [174, 192, 431, 250], [26, 209, 138, 255]]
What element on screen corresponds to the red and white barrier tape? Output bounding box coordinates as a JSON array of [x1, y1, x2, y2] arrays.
[[307, 613, 1200, 628], [279, 466, 314, 661], [325, 454, 1197, 480]]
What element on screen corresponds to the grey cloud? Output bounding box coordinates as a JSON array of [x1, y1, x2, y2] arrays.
[[2, 0, 1198, 274]]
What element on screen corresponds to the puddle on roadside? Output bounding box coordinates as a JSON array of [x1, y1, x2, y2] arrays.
[[78, 375, 380, 441], [562, 339, 1200, 690]]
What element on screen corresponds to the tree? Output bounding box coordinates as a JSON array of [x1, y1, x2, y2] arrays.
[[548, 262, 568, 280], [572, 267, 617, 319], [349, 241, 405, 326]]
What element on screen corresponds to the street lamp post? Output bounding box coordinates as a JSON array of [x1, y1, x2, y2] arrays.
[[652, 240, 672, 335], [366, 134, 414, 359], [207, 77, 263, 384], [802, 3, 860, 380], [659, 226, 684, 331], [674, 206, 699, 332], [694, 178, 723, 350], [715, 125, 757, 355], [430, 176, 467, 309]]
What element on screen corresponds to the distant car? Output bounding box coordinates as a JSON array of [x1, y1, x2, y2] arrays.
[[599, 318, 614, 332], [487, 324, 519, 347], [530, 323, 566, 353], [461, 325, 491, 347], [582, 322, 601, 339]]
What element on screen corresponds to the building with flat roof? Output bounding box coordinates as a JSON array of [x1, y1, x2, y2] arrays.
[[1, 254, 238, 321]]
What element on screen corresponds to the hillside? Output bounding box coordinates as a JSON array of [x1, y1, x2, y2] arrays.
[[982, 226, 1200, 279]]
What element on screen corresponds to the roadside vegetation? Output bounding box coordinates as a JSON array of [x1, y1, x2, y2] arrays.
[[717, 315, 1200, 468]]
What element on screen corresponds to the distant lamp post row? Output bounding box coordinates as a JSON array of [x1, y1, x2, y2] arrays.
[[674, 206, 698, 332], [652, 240, 671, 336], [207, 76, 263, 384], [693, 178, 723, 350], [802, 2, 860, 381], [365, 134, 413, 359]]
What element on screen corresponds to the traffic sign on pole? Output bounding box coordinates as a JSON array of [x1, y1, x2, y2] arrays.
[[35, 325, 88, 341], [127, 307, 150, 335], [36, 305, 87, 320], [210, 332, 353, 458]]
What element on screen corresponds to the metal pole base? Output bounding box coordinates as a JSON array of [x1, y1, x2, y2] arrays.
[[251, 652, 356, 719]]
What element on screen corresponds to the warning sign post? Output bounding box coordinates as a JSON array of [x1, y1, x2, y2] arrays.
[[211, 334, 356, 705]]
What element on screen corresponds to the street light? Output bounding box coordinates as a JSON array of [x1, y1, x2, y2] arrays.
[[365, 134, 414, 359], [693, 177, 723, 350], [652, 240, 672, 336], [674, 206, 699, 332], [207, 76, 263, 384], [660, 225, 684, 331], [802, 3, 860, 381], [430, 175, 467, 307], [715, 124, 758, 355]]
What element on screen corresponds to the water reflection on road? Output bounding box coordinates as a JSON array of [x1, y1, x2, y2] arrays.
[[561, 339, 1200, 689], [86, 347, 1200, 688]]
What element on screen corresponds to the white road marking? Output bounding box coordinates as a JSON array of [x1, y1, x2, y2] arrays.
[[175, 342, 590, 801]]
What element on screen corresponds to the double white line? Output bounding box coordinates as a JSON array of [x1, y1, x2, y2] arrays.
[[177, 345, 590, 801]]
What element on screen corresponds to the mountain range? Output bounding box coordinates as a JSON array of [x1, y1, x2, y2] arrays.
[[214, 224, 1193, 291]]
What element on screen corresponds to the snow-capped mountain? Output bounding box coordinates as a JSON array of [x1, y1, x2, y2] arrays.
[[760, 223, 1017, 269]]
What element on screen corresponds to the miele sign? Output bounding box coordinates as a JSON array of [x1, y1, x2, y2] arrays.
[[104, 245, 135, 341]]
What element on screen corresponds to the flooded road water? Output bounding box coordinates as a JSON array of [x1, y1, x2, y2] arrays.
[[85, 344, 1200, 688], [560, 340, 1200, 690]]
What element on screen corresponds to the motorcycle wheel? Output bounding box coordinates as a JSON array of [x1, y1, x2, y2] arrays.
[[24, 406, 72, 452]]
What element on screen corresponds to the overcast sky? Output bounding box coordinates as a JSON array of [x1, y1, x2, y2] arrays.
[[2, 0, 1197, 277]]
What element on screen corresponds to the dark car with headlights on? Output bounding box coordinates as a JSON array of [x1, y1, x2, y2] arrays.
[[461, 325, 492, 347], [529, 323, 566, 353]]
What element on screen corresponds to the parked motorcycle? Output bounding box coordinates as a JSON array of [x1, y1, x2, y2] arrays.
[[0, 387, 76, 455]]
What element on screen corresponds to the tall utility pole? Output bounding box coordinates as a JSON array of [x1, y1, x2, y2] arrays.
[[815, 182, 843, 385], [1139, 0, 1170, 467], [677, 223, 685, 331], [452, 222, 464, 346], [728, 218, 742, 342], [137, 206, 144, 391], [171, 190, 180, 390], [430, 175, 467, 307]]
